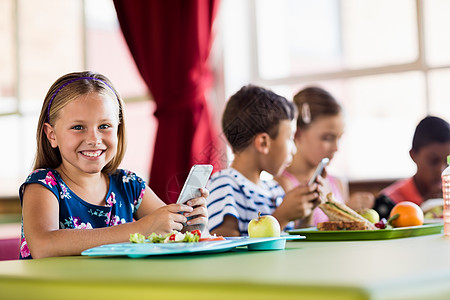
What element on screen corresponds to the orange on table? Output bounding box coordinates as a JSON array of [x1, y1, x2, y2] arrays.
[[389, 201, 424, 227]]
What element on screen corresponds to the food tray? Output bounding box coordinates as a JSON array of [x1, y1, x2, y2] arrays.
[[286, 223, 443, 241], [81, 235, 304, 258]]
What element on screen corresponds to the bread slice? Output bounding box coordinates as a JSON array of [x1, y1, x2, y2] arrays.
[[318, 193, 377, 230], [317, 221, 372, 231]]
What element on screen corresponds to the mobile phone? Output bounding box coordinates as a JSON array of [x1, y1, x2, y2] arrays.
[[308, 158, 329, 186], [176, 164, 213, 205]]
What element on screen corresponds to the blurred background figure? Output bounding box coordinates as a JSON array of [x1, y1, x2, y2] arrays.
[[374, 116, 450, 219], [276, 87, 374, 228]]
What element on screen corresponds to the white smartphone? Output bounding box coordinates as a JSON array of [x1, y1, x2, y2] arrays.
[[308, 158, 329, 186], [176, 164, 213, 205]]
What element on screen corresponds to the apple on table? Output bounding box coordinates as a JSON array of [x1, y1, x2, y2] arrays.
[[248, 212, 281, 238]]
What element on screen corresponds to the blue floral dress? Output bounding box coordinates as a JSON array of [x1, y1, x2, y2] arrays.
[[18, 168, 146, 259]]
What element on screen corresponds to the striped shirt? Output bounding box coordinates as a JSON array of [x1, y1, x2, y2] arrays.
[[206, 168, 294, 235]]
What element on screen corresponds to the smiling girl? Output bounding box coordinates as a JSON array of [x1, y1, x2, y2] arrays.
[[19, 71, 208, 259]]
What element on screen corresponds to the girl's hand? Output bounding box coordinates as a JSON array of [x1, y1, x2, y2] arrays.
[[137, 204, 193, 235], [134, 185, 209, 236], [184, 188, 209, 231]]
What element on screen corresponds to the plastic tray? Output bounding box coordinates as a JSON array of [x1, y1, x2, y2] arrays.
[[81, 235, 304, 258], [286, 223, 443, 241]]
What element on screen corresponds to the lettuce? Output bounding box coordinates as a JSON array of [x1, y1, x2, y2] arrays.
[[147, 232, 167, 243], [182, 231, 200, 243], [129, 230, 200, 244], [129, 233, 146, 244]]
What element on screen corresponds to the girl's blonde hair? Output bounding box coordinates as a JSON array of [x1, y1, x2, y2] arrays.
[[34, 71, 127, 174]]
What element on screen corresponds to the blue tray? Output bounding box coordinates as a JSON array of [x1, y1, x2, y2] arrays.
[[81, 235, 304, 258]]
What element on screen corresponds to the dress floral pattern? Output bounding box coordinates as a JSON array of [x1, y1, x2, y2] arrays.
[[19, 168, 146, 259]]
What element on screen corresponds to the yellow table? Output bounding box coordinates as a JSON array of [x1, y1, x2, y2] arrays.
[[1, 234, 450, 300]]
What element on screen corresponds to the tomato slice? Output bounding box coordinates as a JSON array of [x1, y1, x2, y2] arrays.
[[199, 236, 226, 242], [191, 229, 202, 237], [168, 234, 176, 241]]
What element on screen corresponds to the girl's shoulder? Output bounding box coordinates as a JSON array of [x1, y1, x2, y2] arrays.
[[20, 168, 62, 202], [24, 168, 61, 185]]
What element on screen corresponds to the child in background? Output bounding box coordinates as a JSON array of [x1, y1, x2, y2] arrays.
[[374, 116, 450, 219], [275, 87, 374, 227], [207, 85, 323, 236], [19, 71, 208, 259]]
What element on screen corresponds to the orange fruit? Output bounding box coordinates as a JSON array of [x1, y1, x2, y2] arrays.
[[389, 201, 424, 227]]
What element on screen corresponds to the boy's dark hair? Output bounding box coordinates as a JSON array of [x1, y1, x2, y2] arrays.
[[222, 84, 296, 153], [412, 116, 450, 152]]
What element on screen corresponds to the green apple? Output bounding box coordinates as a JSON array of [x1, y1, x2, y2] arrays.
[[248, 212, 281, 238], [360, 208, 380, 224]]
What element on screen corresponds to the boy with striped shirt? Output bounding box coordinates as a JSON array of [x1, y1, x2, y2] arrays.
[[207, 85, 323, 236]]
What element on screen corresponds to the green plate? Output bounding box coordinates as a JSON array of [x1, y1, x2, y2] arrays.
[[286, 223, 443, 241]]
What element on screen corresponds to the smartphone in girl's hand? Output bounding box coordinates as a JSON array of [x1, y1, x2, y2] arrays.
[[176, 164, 213, 205], [308, 158, 329, 186], [177, 164, 213, 233]]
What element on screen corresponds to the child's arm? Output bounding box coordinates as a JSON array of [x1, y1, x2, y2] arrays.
[[134, 187, 209, 233], [330, 176, 375, 211], [209, 215, 240, 237], [272, 182, 323, 229], [347, 192, 375, 212], [22, 184, 207, 258]]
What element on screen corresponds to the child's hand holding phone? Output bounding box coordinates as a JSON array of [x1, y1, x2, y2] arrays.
[[176, 164, 213, 233], [308, 158, 329, 186]]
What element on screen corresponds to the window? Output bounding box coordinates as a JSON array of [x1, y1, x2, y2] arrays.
[[0, 0, 155, 197], [0, 0, 85, 197], [219, 0, 450, 181], [3, 0, 450, 197]]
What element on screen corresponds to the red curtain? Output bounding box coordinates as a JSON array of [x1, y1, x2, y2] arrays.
[[113, 0, 224, 203]]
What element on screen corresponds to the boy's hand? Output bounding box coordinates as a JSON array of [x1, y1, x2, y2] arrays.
[[273, 179, 324, 228]]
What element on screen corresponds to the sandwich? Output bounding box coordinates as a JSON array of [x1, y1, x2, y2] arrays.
[[317, 193, 377, 231]]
